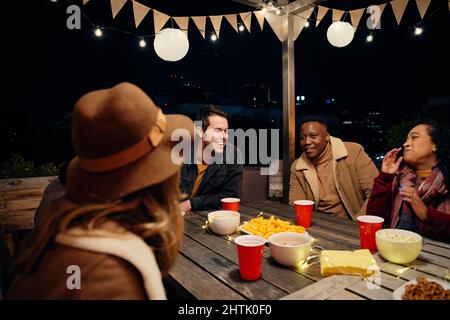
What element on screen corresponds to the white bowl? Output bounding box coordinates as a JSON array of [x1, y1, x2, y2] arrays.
[[269, 232, 312, 267], [375, 229, 423, 264], [208, 210, 240, 236]]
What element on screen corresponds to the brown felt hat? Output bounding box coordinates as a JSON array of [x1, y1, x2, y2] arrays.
[[66, 82, 194, 204]]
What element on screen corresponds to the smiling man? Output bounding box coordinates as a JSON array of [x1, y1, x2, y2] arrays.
[[289, 117, 378, 220], [179, 105, 243, 213]]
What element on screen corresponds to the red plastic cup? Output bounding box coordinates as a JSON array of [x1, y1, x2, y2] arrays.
[[357, 215, 384, 252], [234, 235, 266, 281], [221, 198, 240, 211], [294, 200, 314, 228]]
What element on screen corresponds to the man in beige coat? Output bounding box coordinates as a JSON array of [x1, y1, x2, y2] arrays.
[[289, 119, 378, 220]]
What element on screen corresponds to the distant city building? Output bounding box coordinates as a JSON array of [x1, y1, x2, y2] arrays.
[[338, 103, 385, 157], [163, 103, 283, 130], [168, 73, 206, 104], [242, 83, 277, 108]]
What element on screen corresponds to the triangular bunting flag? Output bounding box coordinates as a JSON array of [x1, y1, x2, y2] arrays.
[[224, 14, 238, 33], [299, 7, 314, 20], [292, 15, 307, 41], [192, 16, 206, 38], [264, 11, 284, 41], [209, 15, 223, 37], [110, 0, 127, 19], [153, 9, 170, 33], [391, 0, 408, 26], [132, 0, 150, 28], [254, 10, 265, 30], [416, 0, 431, 19], [350, 8, 365, 31], [83, 0, 90, 5], [174, 17, 189, 35], [332, 9, 345, 22], [316, 6, 329, 27], [240, 12, 252, 32]]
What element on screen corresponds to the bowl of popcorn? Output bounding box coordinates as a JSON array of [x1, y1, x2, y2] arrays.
[[375, 229, 422, 264]]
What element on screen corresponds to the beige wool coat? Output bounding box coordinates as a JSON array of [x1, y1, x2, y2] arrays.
[[289, 137, 379, 220]]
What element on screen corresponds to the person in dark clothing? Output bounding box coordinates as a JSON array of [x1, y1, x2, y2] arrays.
[[179, 105, 243, 213]]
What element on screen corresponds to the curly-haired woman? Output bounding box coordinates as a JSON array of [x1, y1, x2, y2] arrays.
[[367, 121, 450, 242]]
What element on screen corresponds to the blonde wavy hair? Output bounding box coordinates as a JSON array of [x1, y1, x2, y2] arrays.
[[13, 171, 183, 277]]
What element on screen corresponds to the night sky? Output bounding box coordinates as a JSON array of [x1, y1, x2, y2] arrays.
[[2, 0, 449, 164]]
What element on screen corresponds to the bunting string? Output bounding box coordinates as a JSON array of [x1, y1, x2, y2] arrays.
[[71, 0, 448, 42]]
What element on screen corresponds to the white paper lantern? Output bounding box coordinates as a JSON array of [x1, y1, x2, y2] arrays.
[[326, 21, 354, 48], [153, 28, 189, 62]]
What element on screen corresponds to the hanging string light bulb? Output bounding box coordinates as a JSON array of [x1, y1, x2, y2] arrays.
[[139, 38, 147, 48], [414, 26, 423, 35], [94, 28, 103, 37]]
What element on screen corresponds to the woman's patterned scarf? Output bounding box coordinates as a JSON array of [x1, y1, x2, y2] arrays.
[[391, 165, 450, 234]]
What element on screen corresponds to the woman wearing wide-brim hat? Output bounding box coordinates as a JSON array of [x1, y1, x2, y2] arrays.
[[6, 83, 194, 299]]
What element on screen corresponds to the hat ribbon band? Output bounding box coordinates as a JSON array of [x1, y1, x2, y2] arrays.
[[78, 109, 167, 173]]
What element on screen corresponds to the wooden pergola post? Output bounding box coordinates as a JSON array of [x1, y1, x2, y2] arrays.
[[281, 0, 322, 203], [234, 0, 321, 203], [281, 13, 295, 204]]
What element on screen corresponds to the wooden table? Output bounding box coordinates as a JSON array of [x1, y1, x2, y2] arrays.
[[1, 177, 449, 300], [0, 176, 57, 255], [168, 200, 450, 300]]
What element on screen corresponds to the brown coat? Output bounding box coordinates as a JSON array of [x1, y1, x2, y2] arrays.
[[6, 220, 166, 300], [289, 137, 378, 220]]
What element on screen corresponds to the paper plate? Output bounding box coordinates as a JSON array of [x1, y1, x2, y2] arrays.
[[238, 222, 310, 243], [392, 277, 449, 300]]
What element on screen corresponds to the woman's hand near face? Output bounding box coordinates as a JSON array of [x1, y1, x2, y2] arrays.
[[381, 148, 403, 174], [399, 187, 427, 220]]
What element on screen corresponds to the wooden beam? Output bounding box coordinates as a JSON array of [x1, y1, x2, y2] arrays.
[[281, 0, 323, 204], [233, 0, 322, 204], [281, 14, 295, 204], [285, 0, 323, 15], [232, 0, 322, 14]]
